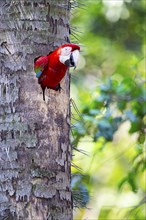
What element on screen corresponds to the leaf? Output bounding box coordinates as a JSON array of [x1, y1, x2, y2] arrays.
[[125, 110, 137, 122], [118, 177, 128, 190], [129, 121, 141, 133], [117, 100, 127, 111], [89, 109, 100, 115]]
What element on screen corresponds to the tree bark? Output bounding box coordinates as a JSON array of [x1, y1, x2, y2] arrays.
[[0, 0, 72, 219]]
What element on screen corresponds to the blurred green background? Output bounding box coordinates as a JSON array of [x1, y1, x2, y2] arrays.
[[70, 0, 145, 219]]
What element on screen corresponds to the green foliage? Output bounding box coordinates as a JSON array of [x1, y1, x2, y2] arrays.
[[71, 0, 145, 219], [72, 174, 89, 208], [72, 77, 145, 144]]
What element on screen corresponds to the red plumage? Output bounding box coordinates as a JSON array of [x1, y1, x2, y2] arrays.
[[39, 53, 68, 90], [34, 44, 80, 101]]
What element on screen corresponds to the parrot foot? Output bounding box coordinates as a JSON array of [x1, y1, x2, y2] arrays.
[[55, 84, 62, 92]]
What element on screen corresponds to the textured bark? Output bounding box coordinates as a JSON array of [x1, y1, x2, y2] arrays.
[[0, 0, 72, 219]]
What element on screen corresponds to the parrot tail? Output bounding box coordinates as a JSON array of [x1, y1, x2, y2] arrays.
[[42, 87, 46, 101]]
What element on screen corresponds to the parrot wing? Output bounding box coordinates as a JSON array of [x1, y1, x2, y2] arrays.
[[34, 56, 49, 78]]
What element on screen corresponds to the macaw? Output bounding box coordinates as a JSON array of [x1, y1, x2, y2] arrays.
[[34, 43, 80, 101]]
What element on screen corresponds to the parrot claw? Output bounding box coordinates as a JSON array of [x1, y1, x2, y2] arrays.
[[55, 83, 62, 92]]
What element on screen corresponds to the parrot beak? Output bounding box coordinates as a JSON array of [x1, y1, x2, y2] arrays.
[[70, 50, 80, 68], [64, 50, 80, 68]]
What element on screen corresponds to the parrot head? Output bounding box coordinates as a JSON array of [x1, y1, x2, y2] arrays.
[[58, 44, 80, 69]]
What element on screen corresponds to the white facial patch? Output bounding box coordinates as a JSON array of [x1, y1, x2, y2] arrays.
[[72, 50, 80, 66], [59, 47, 72, 64], [59, 54, 70, 64], [61, 47, 72, 56]]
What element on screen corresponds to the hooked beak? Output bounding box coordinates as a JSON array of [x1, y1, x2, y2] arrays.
[[64, 50, 80, 68]]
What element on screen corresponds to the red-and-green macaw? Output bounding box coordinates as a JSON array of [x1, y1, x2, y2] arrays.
[[34, 43, 80, 101]]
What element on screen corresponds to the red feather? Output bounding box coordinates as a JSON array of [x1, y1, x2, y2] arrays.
[[39, 52, 68, 90]]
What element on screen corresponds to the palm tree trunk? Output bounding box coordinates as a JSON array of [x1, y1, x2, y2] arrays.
[[0, 1, 72, 219]]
